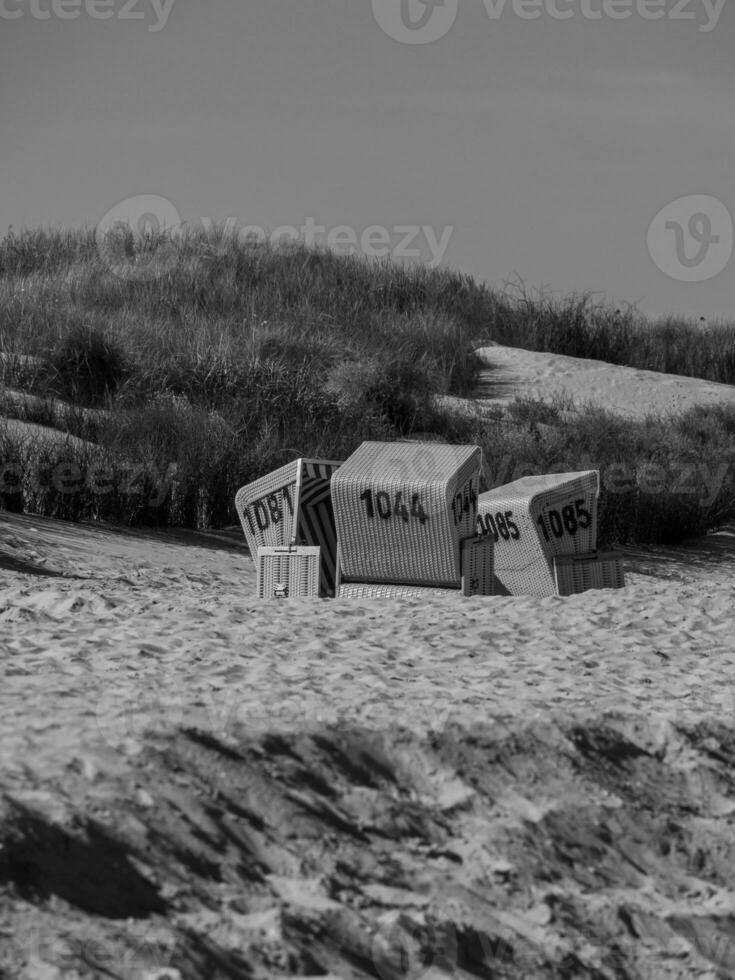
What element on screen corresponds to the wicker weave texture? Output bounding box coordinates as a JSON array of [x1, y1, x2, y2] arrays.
[[336, 535, 494, 599], [235, 460, 299, 557], [460, 536, 494, 596], [338, 582, 459, 599], [332, 441, 482, 587], [235, 458, 342, 597], [477, 471, 600, 596], [256, 546, 321, 599], [554, 551, 625, 595]]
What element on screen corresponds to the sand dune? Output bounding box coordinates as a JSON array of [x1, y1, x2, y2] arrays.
[[474, 344, 735, 419], [0, 388, 106, 425], [0, 416, 99, 454]]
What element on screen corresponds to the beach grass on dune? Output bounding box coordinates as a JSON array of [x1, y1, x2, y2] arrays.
[[1, 225, 734, 544]]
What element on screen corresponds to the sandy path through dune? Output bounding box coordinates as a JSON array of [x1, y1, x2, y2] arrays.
[[473, 345, 735, 419]]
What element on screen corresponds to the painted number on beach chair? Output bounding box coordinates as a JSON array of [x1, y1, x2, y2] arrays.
[[360, 489, 429, 525], [477, 510, 520, 542], [451, 484, 478, 527], [537, 499, 591, 542], [243, 487, 294, 534]]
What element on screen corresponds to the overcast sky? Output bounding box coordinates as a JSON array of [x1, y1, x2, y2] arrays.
[[2, 0, 733, 320]]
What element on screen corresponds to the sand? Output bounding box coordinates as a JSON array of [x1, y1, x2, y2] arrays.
[[0, 417, 99, 454], [474, 345, 735, 419], [1, 511, 734, 761], [2, 515, 735, 978], [2, 348, 735, 979]]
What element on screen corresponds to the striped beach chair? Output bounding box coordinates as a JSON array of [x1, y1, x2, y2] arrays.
[[235, 457, 342, 597], [295, 458, 342, 597], [332, 441, 493, 598], [476, 470, 603, 596]]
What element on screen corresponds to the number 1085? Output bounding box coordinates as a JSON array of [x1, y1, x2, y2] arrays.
[[537, 499, 591, 542]]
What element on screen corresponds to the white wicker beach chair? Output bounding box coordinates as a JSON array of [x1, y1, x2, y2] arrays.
[[256, 545, 321, 599], [476, 470, 600, 596], [332, 441, 493, 597], [235, 459, 300, 551], [235, 457, 342, 596]]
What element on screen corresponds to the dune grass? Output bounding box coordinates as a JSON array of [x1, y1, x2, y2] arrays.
[[1, 225, 734, 544]]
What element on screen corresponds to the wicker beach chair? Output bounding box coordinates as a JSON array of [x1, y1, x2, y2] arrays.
[[477, 470, 600, 596], [332, 441, 493, 597], [235, 457, 342, 597]]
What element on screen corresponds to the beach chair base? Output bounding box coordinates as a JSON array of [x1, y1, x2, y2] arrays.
[[460, 535, 494, 596], [553, 551, 625, 596], [256, 546, 321, 599], [338, 582, 456, 599], [337, 536, 494, 598]]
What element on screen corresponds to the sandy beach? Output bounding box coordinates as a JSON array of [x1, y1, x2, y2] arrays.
[[2, 348, 735, 979]]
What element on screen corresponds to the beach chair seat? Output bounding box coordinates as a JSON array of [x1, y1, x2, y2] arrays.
[[337, 534, 494, 598], [235, 457, 342, 596], [477, 470, 599, 596], [256, 545, 321, 599], [553, 551, 625, 596], [332, 440, 491, 594]]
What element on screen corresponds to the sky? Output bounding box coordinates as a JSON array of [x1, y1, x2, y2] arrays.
[[1, 0, 734, 321]]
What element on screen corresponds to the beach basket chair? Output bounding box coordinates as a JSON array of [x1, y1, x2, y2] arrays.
[[332, 441, 493, 597], [235, 457, 342, 597], [477, 470, 600, 596]]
